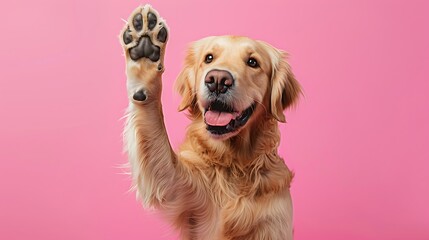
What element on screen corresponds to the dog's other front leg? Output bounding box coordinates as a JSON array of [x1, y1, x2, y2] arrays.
[[120, 5, 176, 208]]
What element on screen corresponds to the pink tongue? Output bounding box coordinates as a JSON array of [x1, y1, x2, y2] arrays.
[[205, 111, 235, 126]]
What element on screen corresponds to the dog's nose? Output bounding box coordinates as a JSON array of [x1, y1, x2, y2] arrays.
[[204, 70, 234, 94]]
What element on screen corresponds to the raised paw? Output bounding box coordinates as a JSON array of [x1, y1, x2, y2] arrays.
[[119, 5, 169, 102], [120, 5, 168, 63]]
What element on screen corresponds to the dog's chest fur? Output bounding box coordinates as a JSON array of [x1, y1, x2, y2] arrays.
[[177, 133, 293, 238]]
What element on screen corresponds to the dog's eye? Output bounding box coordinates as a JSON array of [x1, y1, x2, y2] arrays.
[[247, 58, 259, 68], [205, 54, 214, 64]]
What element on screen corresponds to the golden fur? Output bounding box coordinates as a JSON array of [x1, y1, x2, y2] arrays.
[[120, 5, 301, 240]]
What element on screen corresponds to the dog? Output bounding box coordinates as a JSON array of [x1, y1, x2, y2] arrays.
[[120, 5, 301, 240]]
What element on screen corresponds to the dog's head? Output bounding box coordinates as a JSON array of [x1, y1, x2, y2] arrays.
[[176, 36, 301, 140]]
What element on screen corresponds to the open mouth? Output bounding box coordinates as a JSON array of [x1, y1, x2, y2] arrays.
[[204, 100, 256, 136]]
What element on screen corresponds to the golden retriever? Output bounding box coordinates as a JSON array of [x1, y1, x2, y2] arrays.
[[120, 5, 301, 240]]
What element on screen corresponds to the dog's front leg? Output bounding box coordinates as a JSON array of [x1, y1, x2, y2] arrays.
[[120, 5, 176, 208]]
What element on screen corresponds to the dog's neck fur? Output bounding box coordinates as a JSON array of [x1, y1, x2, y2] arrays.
[[230, 118, 281, 163], [179, 115, 293, 200]]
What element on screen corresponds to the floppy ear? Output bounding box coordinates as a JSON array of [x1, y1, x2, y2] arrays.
[[175, 45, 197, 112], [269, 50, 302, 123]]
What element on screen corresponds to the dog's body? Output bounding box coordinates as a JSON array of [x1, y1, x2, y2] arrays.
[[120, 5, 301, 240]]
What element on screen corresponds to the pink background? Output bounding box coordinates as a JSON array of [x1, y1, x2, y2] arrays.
[[0, 0, 428, 239]]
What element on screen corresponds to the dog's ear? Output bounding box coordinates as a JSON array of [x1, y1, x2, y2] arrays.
[[266, 46, 302, 123], [175, 45, 197, 112]]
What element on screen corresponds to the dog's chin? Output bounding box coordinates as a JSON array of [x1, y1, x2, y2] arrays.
[[203, 100, 256, 140]]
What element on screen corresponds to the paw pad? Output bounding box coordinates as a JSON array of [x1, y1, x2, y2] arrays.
[[129, 36, 160, 61], [123, 27, 133, 44], [157, 27, 167, 43], [132, 13, 143, 31], [147, 12, 157, 30], [133, 90, 147, 102]]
